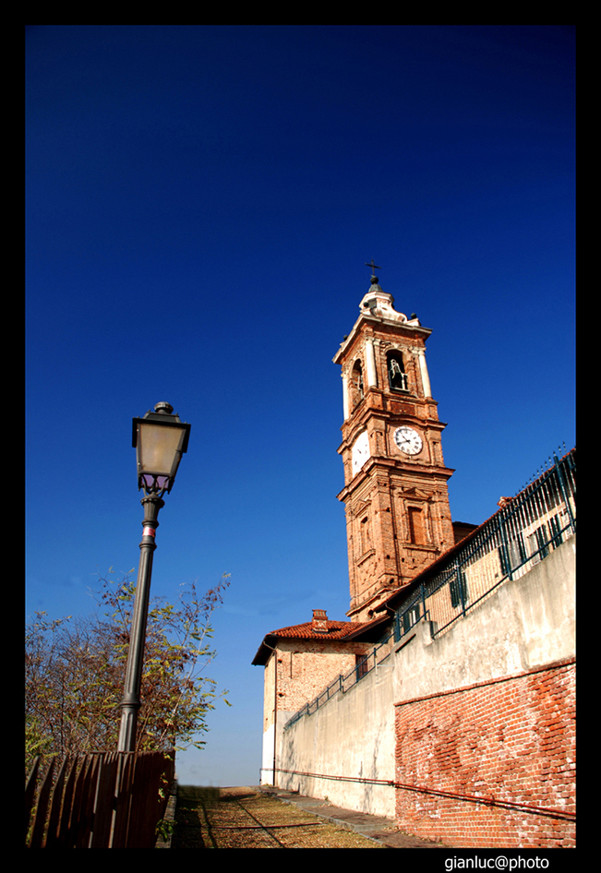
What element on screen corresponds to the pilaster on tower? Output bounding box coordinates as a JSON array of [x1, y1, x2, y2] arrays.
[[333, 269, 456, 623]]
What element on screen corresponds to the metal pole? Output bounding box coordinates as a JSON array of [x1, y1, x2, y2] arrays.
[[117, 493, 164, 753]]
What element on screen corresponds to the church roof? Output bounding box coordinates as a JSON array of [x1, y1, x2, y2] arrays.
[[267, 619, 357, 640], [251, 612, 374, 665]]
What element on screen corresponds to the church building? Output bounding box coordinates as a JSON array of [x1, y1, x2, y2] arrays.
[[252, 268, 576, 849]]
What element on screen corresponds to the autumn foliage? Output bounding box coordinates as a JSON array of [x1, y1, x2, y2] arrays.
[[25, 572, 230, 769]]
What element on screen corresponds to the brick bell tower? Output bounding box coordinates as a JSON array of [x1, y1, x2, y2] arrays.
[[333, 264, 456, 623]]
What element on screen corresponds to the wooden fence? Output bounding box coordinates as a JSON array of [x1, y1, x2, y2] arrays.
[[25, 750, 175, 848]]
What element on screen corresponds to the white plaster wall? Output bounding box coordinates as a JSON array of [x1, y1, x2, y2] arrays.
[[278, 657, 397, 817], [396, 535, 576, 704], [260, 723, 275, 785]]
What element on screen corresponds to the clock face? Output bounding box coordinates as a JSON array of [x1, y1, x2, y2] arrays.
[[351, 431, 370, 473], [393, 426, 422, 456]]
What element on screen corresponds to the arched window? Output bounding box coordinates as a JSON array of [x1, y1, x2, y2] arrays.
[[350, 360, 364, 408], [387, 351, 408, 392]]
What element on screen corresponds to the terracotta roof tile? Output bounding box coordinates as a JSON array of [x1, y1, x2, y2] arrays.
[[251, 617, 374, 665], [268, 619, 358, 641]]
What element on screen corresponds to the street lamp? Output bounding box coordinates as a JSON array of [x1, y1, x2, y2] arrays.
[[117, 402, 191, 753]]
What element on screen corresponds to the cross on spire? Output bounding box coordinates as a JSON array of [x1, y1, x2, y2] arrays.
[[365, 259, 381, 282]]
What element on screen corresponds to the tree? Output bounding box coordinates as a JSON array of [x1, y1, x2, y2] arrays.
[[25, 571, 230, 769]]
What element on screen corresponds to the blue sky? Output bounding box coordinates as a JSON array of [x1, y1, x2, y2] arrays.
[[26, 25, 575, 787]]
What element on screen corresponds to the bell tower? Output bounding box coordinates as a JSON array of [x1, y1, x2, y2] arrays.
[[333, 266, 456, 622]]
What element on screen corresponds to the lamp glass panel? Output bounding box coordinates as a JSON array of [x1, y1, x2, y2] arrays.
[[137, 422, 185, 476]]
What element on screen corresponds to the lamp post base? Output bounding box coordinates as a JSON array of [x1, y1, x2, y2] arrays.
[[118, 696, 141, 753]]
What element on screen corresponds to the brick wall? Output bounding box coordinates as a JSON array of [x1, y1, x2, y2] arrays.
[[394, 661, 575, 848], [274, 639, 367, 717]]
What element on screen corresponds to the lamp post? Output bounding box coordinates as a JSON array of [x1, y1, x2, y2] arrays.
[[117, 402, 191, 753]]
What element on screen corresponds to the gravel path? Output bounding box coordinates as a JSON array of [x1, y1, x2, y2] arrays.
[[171, 785, 383, 849]]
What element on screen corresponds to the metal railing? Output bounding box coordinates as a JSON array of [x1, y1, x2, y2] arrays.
[[285, 448, 575, 730]]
